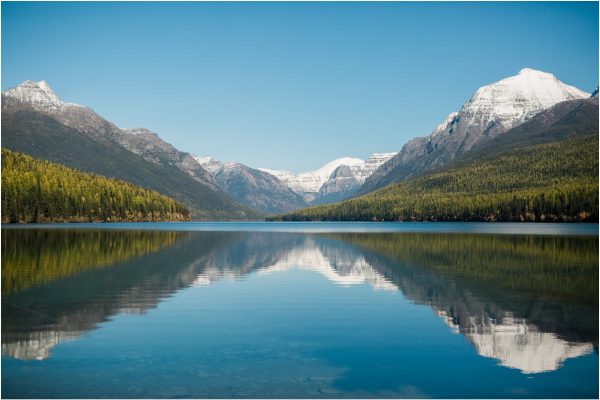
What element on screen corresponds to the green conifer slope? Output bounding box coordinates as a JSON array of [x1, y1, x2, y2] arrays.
[[2, 149, 190, 223], [273, 99, 599, 222]]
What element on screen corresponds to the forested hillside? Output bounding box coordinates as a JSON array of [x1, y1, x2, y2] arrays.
[[273, 135, 598, 222], [1, 96, 262, 220], [1, 149, 190, 223]]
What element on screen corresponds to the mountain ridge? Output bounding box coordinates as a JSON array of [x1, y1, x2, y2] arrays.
[[1, 81, 261, 220], [360, 68, 591, 193], [194, 156, 308, 213], [273, 97, 598, 222]]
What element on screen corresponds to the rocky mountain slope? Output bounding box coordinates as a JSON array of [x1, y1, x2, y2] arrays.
[[194, 157, 308, 213], [275, 97, 598, 222], [1, 81, 260, 220], [361, 68, 590, 193], [118, 128, 216, 189]]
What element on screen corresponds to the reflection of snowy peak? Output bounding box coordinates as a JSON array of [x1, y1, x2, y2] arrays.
[[2, 331, 80, 361], [192, 238, 397, 291], [437, 311, 593, 374], [258, 241, 398, 291]]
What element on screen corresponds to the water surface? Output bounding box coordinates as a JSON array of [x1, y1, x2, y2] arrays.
[[2, 223, 598, 398]]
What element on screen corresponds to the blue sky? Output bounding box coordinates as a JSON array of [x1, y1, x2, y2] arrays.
[[2, 2, 598, 172]]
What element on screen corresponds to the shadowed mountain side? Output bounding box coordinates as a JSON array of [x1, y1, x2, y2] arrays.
[[209, 161, 308, 214], [458, 97, 599, 164], [1, 97, 261, 220]]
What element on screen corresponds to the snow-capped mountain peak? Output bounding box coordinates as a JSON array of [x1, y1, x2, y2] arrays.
[[362, 68, 591, 193], [462, 68, 589, 125], [315, 157, 364, 180], [3, 80, 82, 109], [193, 156, 228, 175], [258, 157, 363, 197], [258, 153, 396, 203]]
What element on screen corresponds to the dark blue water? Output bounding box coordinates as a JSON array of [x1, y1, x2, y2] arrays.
[[2, 223, 598, 398]]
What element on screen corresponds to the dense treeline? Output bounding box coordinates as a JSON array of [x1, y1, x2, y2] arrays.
[[1, 149, 190, 223], [331, 233, 598, 305], [2, 229, 184, 293], [273, 136, 599, 222], [1, 102, 263, 220]]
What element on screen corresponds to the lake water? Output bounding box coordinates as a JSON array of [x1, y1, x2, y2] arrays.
[[2, 223, 598, 398]]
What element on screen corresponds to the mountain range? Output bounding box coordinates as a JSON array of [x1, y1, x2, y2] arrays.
[[1, 80, 395, 216], [1, 67, 597, 221], [361, 68, 591, 193], [258, 152, 397, 204], [194, 156, 308, 214], [1, 82, 259, 220], [276, 96, 598, 221]]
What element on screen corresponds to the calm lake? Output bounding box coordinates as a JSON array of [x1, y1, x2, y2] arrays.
[[2, 222, 598, 398]]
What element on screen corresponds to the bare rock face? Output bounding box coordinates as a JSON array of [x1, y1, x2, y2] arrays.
[[195, 157, 308, 214], [119, 128, 217, 189], [3, 80, 124, 143], [362, 68, 590, 192]]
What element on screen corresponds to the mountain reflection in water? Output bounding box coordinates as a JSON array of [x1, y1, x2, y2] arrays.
[[2, 229, 597, 377]]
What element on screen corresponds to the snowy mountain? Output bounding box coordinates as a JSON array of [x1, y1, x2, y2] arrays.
[[2, 80, 261, 220], [3, 80, 124, 143], [259, 157, 364, 202], [194, 157, 308, 214], [315, 152, 397, 204], [3, 80, 74, 109], [260, 154, 395, 204], [362, 68, 590, 192]]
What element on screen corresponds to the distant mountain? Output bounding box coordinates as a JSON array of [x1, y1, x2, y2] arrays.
[[1, 81, 261, 220], [194, 157, 308, 214], [315, 153, 397, 204], [260, 157, 364, 203], [361, 68, 590, 193], [274, 97, 598, 222], [260, 153, 396, 204]]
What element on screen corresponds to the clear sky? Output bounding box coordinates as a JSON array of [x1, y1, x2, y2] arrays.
[[2, 2, 598, 172]]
